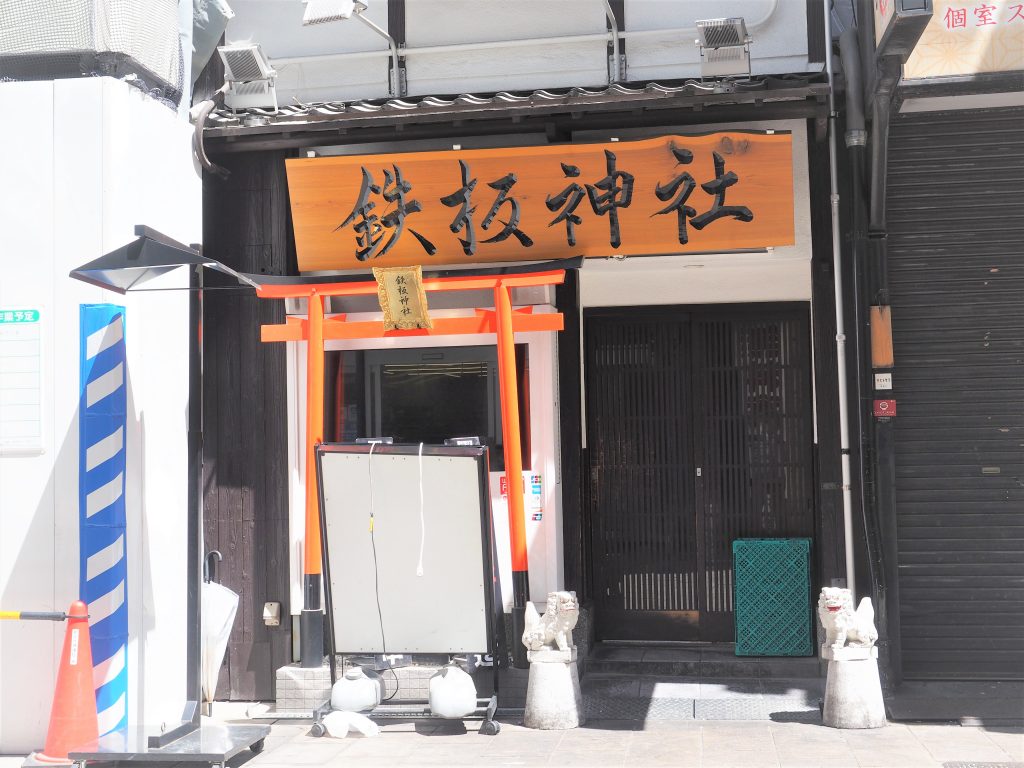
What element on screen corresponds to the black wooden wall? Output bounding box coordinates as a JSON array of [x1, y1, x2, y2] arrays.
[[202, 151, 295, 700], [807, 120, 849, 593], [556, 271, 587, 598]]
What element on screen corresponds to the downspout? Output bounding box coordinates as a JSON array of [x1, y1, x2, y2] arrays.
[[862, 0, 907, 687], [838, 26, 881, 610], [869, 59, 902, 237], [823, 0, 857, 595]]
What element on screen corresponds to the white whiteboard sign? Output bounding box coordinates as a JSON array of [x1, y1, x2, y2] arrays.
[[318, 445, 497, 654], [0, 308, 43, 455]]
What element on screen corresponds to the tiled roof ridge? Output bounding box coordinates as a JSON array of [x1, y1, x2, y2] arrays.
[[205, 74, 825, 129]]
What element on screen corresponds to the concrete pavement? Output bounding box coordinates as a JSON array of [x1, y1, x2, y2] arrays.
[[236, 716, 1024, 768], [2, 714, 1020, 767]]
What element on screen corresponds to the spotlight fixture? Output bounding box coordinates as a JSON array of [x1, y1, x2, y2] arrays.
[[302, 0, 364, 25], [695, 17, 752, 78], [217, 42, 278, 110]]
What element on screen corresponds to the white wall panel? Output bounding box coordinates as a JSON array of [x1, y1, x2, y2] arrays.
[[50, 80, 108, 739], [0, 78, 199, 753], [405, 0, 608, 96], [0, 80, 61, 756], [100, 77, 199, 731]]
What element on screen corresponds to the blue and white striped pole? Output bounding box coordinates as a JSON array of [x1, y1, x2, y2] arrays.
[[79, 305, 129, 736]]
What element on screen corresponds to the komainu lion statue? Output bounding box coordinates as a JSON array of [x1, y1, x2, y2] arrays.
[[522, 591, 579, 652], [817, 587, 879, 650]]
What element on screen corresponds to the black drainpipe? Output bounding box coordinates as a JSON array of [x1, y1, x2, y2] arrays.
[[848, 0, 909, 688], [839, 22, 894, 687], [867, 55, 905, 692]]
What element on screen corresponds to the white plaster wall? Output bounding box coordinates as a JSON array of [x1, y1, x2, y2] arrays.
[[404, 0, 608, 96], [0, 81, 63, 756], [226, 0, 815, 105], [286, 308, 564, 618], [0, 78, 199, 753], [580, 252, 811, 306]]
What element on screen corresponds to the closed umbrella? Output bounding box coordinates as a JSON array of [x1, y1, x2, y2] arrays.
[[201, 551, 239, 704]]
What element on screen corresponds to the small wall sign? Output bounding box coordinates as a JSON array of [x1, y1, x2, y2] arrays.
[[500, 473, 544, 515], [0, 307, 43, 455], [873, 399, 897, 418]]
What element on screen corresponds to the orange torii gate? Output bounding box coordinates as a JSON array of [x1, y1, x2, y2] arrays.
[[255, 261, 573, 668]]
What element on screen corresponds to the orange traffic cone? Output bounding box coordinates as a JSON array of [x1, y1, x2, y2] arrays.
[[29, 601, 99, 764]]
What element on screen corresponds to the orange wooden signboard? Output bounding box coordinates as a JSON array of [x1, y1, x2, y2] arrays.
[[287, 132, 794, 272]]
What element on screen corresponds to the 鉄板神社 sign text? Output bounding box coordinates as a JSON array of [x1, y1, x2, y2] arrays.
[[287, 133, 795, 271]]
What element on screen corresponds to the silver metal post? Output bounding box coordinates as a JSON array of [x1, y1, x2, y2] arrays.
[[355, 11, 403, 97]]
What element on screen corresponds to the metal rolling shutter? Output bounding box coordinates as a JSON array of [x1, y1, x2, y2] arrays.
[[887, 107, 1024, 680]]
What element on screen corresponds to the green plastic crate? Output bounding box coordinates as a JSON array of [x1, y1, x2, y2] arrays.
[[733, 538, 813, 657]]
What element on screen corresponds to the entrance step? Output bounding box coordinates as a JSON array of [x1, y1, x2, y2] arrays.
[[581, 673, 825, 722], [580, 643, 824, 722], [586, 642, 823, 679]]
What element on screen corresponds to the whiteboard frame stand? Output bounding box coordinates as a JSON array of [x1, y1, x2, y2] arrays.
[[313, 442, 505, 735]]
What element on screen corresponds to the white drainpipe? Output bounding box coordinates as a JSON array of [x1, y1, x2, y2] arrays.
[[823, 0, 858, 596]]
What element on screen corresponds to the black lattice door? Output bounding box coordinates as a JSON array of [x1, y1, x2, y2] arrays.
[[585, 305, 814, 642], [586, 312, 699, 640], [692, 310, 815, 641]]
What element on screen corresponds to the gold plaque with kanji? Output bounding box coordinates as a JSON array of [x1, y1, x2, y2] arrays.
[[373, 266, 432, 330]]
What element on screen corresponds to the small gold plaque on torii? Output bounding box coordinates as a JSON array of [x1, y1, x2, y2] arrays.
[[373, 265, 432, 330]]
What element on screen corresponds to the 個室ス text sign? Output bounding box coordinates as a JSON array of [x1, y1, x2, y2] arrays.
[[287, 132, 795, 272]]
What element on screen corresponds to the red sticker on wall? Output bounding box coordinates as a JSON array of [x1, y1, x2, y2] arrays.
[[873, 399, 896, 418]]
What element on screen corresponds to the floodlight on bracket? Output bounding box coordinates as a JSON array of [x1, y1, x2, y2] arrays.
[[301, 0, 405, 97], [695, 17, 752, 79], [217, 42, 279, 110]]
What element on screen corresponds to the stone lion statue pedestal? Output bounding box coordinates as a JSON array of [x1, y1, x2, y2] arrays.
[[818, 588, 886, 729], [521, 592, 584, 730], [821, 645, 886, 729]]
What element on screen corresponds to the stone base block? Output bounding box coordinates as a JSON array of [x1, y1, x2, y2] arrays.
[[276, 662, 331, 712], [823, 657, 886, 729], [524, 658, 584, 730]]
